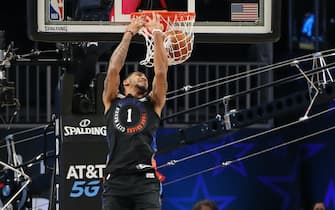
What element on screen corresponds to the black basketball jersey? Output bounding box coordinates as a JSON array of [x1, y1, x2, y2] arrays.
[[104, 94, 160, 175]]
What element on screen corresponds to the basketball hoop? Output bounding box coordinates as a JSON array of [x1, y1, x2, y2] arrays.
[[131, 11, 196, 67]]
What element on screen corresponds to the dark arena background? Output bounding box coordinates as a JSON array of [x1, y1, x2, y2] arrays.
[[1, 1, 335, 210]]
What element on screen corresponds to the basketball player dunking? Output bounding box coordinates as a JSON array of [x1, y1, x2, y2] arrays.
[[102, 14, 168, 210]]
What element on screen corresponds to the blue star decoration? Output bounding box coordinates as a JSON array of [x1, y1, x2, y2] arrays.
[[257, 158, 299, 210], [300, 143, 325, 159], [212, 143, 254, 177], [165, 175, 236, 210], [173, 134, 253, 177], [324, 179, 335, 209]]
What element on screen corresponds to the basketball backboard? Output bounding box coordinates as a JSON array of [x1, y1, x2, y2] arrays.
[[27, 0, 281, 43]]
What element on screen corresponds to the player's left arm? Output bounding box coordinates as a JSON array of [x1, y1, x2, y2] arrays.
[[147, 14, 169, 117]]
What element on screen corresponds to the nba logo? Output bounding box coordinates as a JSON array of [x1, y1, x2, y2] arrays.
[[50, 0, 64, 21]]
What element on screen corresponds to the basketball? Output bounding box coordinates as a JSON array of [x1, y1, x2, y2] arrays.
[[165, 30, 192, 62]]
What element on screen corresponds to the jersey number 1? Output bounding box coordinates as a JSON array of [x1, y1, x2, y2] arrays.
[[127, 108, 132, 122]]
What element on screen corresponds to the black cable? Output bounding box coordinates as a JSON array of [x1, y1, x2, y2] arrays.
[[166, 48, 335, 97], [158, 106, 335, 169], [1, 125, 48, 138], [6, 98, 20, 130], [162, 61, 335, 120], [0, 131, 55, 150], [163, 123, 335, 186], [43, 122, 55, 171], [13, 150, 55, 169], [48, 164, 56, 210]]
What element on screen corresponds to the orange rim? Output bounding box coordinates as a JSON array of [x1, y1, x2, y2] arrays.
[[130, 10, 196, 22]]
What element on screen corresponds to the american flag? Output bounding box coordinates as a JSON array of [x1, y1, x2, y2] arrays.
[[231, 3, 259, 22]]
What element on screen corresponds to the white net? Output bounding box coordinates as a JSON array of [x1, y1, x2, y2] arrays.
[[137, 12, 195, 67]]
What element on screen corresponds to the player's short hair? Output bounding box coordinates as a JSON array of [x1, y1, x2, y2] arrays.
[[192, 200, 218, 210], [120, 70, 148, 93]]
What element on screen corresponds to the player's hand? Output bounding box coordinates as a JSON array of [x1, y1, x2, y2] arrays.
[[145, 13, 164, 34], [126, 16, 146, 35]]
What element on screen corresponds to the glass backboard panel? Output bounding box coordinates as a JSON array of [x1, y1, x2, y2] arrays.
[[27, 0, 281, 43]]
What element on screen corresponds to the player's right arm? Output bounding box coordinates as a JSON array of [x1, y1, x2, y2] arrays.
[[103, 17, 145, 113]]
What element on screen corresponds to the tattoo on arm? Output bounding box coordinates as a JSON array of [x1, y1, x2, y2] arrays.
[[109, 35, 132, 71], [110, 44, 129, 67], [103, 34, 132, 110]]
